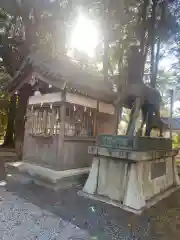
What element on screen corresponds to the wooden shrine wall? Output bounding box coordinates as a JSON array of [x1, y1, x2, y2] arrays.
[[23, 91, 116, 170], [23, 113, 63, 169]]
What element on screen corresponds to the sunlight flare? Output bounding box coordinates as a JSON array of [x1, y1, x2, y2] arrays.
[[70, 14, 99, 57]]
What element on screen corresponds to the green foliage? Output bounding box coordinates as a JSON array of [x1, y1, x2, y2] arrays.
[[87, 0, 180, 88], [172, 134, 180, 149], [0, 71, 10, 137], [0, 0, 180, 144], [157, 70, 179, 100]]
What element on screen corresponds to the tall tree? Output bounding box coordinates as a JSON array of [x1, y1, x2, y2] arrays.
[[0, 0, 72, 151], [0, 0, 179, 150]]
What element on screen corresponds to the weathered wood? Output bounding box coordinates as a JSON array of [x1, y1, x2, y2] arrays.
[[93, 101, 99, 137], [39, 111, 43, 134], [66, 92, 97, 109], [60, 91, 66, 136], [43, 109, 47, 134], [29, 92, 62, 105], [126, 98, 141, 136], [29, 92, 116, 116], [51, 108, 56, 135], [99, 101, 115, 115], [115, 106, 122, 134]]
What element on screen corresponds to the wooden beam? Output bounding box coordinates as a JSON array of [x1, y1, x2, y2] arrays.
[[60, 90, 66, 137], [66, 92, 97, 109], [94, 100, 99, 137], [115, 106, 122, 135], [29, 92, 62, 105], [99, 101, 115, 115]]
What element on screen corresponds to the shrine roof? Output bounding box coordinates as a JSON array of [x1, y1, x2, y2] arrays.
[[8, 50, 116, 102]]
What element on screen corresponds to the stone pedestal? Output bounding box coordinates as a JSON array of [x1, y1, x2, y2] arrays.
[[79, 135, 180, 214], [5, 162, 89, 190]]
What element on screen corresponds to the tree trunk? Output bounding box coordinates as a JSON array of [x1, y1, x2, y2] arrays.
[[15, 84, 32, 159], [153, 37, 161, 84], [150, 0, 165, 88], [3, 95, 16, 147], [139, 0, 149, 79], [150, 0, 157, 88], [103, 0, 110, 82]]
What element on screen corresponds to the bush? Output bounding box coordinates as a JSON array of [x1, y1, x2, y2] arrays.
[[172, 134, 180, 149]]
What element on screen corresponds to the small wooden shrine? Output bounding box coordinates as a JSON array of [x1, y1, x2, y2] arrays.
[[6, 51, 117, 189]]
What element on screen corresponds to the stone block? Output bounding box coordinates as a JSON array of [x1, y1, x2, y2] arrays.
[[124, 163, 145, 210], [82, 157, 99, 194], [81, 146, 180, 214], [97, 157, 108, 196], [97, 158, 126, 201], [98, 134, 172, 151], [5, 162, 90, 190]]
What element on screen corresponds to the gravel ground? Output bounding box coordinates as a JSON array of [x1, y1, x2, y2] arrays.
[[4, 182, 180, 240], [0, 154, 180, 240], [0, 186, 90, 240]]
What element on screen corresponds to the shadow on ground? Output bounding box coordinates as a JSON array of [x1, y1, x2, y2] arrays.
[[0, 152, 180, 240], [5, 182, 180, 240]]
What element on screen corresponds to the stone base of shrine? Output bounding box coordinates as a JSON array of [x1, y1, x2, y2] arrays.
[[79, 147, 180, 214], [5, 162, 90, 191], [0, 148, 17, 162], [177, 164, 180, 175], [79, 185, 179, 215]]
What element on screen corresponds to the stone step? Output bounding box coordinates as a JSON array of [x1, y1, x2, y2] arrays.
[[5, 161, 90, 190], [177, 164, 180, 175], [0, 149, 18, 162]]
